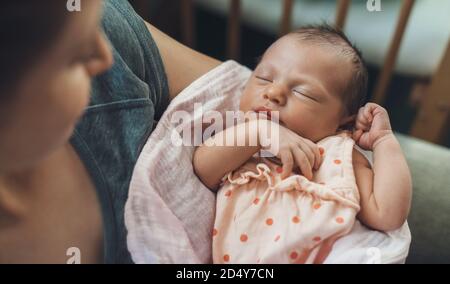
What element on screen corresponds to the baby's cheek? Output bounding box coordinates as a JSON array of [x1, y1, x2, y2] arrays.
[[239, 90, 254, 112], [301, 118, 337, 142], [286, 120, 314, 140], [316, 118, 342, 139]]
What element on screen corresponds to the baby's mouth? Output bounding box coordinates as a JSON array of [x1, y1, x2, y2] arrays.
[[253, 107, 283, 125], [253, 107, 273, 120]]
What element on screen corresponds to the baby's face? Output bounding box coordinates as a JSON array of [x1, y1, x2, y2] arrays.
[[240, 35, 353, 142]]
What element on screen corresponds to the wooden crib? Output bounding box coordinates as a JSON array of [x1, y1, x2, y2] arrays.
[[135, 0, 450, 145]]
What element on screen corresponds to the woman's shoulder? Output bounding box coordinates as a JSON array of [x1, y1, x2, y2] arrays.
[[70, 0, 170, 264], [74, 0, 168, 168], [86, 0, 169, 111], [74, 0, 169, 158]]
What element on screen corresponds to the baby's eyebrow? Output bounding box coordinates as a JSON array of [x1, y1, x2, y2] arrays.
[[255, 62, 277, 73], [255, 62, 273, 70]]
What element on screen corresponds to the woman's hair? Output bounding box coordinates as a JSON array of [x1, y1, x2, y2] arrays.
[[0, 1, 69, 98]]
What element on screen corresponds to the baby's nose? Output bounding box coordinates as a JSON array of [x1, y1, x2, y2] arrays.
[[264, 85, 287, 105]]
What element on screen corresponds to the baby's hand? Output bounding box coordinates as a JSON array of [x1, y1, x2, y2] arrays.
[[260, 120, 322, 180], [352, 103, 394, 150]]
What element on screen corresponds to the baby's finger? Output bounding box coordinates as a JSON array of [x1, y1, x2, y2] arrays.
[[293, 147, 313, 180], [363, 104, 374, 123], [355, 120, 370, 131], [296, 141, 315, 171], [357, 107, 370, 125], [280, 149, 294, 179], [302, 139, 322, 170], [352, 129, 363, 142]]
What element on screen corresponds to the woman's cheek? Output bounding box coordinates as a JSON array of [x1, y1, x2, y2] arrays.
[[56, 66, 92, 124], [38, 66, 92, 147]]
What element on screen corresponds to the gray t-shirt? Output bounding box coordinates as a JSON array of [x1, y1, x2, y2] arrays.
[[70, 0, 169, 263]]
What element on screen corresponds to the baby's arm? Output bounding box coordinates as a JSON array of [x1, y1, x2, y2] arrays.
[[193, 119, 262, 190], [352, 103, 412, 231], [193, 117, 322, 190]]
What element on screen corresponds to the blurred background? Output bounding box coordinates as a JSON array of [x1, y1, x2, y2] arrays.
[[129, 0, 450, 149], [126, 0, 450, 263]]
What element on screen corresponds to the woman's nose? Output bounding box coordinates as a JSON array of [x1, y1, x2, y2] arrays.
[[86, 30, 114, 77], [263, 84, 287, 106]]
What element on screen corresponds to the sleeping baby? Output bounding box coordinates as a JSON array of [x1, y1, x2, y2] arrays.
[[192, 25, 412, 264]]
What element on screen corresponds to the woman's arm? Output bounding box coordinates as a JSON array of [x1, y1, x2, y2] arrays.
[[145, 22, 222, 100]]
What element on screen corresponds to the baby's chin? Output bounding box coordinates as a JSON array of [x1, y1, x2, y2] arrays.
[[285, 126, 334, 143], [310, 130, 345, 143]]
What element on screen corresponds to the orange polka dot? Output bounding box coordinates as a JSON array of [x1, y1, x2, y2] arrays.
[[253, 198, 260, 205], [224, 190, 232, 197], [274, 235, 280, 242], [319, 182, 326, 185], [290, 251, 298, 259], [266, 218, 274, 226], [334, 159, 342, 165], [336, 217, 345, 224], [223, 254, 230, 262], [212, 228, 218, 236], [292, 216, 300, 223], [313, 236, 322, 242], [276, 167, 283, 173], [313, 203, 321, 210], [240, 234, 248, 242], [319, 147, 325, 155]]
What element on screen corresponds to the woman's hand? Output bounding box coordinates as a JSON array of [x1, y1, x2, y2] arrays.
[[259, 119, 322, 180], [352, 103, 394, 150]]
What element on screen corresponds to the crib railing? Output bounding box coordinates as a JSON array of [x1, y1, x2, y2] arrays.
[[183, 0, 418, 104], [133, 0, 449, 145], [411, 41, 450, 143], [371, 0, 415, 105]]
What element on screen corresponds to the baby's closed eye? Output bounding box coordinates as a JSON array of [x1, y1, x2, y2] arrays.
[[292, 89, 317, 102], [255, 75, 272, 83]]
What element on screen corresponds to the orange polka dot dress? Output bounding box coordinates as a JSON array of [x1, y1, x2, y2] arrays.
[[212, 132, 360, 264]]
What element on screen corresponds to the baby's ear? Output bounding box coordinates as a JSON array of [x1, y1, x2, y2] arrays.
[[339, 114, 356, 130]]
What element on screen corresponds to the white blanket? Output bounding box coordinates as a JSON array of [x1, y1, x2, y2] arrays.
[[125, 60, 411, 264]]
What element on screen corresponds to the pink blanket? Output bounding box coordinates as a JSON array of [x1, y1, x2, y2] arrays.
[[125, 61, 411, 264]]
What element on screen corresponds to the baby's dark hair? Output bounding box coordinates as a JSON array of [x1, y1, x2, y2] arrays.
[[289, 24, 368, 117]]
